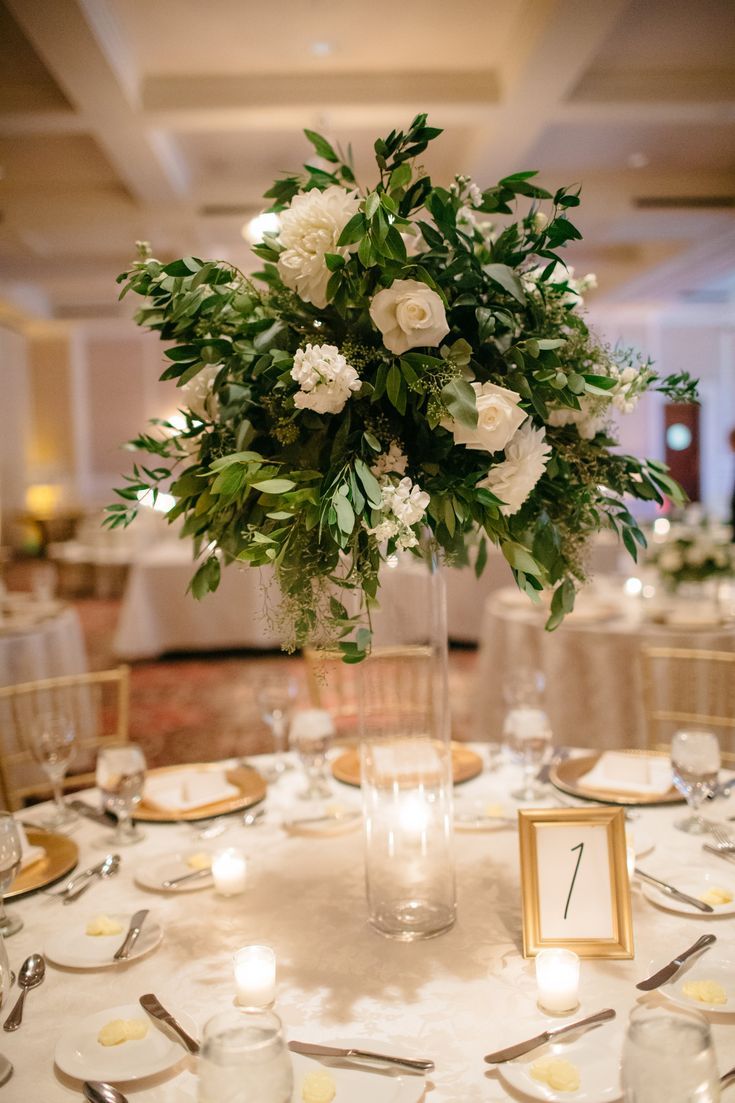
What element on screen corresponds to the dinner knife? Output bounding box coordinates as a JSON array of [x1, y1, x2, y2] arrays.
[[634, 868, 714, 913], [113, 910, 149, 962], [288, 1040, 434, 1073], [68, 799, 116, 827], [484, 1008, 616, 1064], [636, 934, 716, 991], [139, 993, 200, 1055]]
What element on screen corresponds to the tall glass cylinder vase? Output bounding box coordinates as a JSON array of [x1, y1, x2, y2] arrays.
[[359, 534, 455, 940]]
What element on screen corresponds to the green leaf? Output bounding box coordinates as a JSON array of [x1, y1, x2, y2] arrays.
[[337, 213, 367, 247], [483, 263, 527, 304], [502, 542, 545, 577], [209, 451, 262, 471], [441, 377, 477, 429], [324, 253, 346, 272], [251, 478, 296, 494], [363, 431, 381, 452], [389, 163, 412, 190], [303, 129, 339, 163], [364, 192, 380, 219], [386, 363, 405, 413], [354, 459, 384, 508], [334, 493, 355, 535], [188, 555, 220, 600]]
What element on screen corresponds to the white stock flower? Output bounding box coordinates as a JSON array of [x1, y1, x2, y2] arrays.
[[385, 477, 430, 526], [369, 279, 449, 355], [276, 185, 361, 308], [481, 421, 551, 516], [371, 441, 408, 478], [443, 381, 527, 454], [547, 399, 606, 440], [291, 343, 361, 415], [181, 364, 221, 421]]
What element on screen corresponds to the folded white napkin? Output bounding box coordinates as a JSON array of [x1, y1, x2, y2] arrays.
[[143, 769, 239, 813], [578, 752, 673, 796], [16, 822, 46, 872]]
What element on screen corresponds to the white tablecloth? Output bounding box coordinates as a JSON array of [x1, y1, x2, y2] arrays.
[[8, 752, 735, 1101], [0, 605, 88, 688], [474, 588, 735, 749]]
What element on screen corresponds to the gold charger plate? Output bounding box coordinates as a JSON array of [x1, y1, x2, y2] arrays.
[[550, 750, 683, 807], [135, 763, 267, 823], [7, 828, 79, 900], [332, 741, 483, 788]]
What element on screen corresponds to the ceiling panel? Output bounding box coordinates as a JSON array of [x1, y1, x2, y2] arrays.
[[0, 2, 71, 111], [0, 134, 124, 190]]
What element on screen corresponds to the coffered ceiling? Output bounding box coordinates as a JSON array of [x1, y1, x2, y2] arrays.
[[0, 0, 733, 320]]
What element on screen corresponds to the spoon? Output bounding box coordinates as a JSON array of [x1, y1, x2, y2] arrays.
[[63, 854, 120, 904], [84, 1082, 129, 1103], [3, 954, 45, 1032]]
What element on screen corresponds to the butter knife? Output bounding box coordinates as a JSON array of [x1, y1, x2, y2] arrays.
[[636, 934, 716, 991], [288, 1040, 434, 1073], [634, 868, 714, 913], [113, 910, 149, 962], [161, 867, 212, 889], [484, 1008, 616, 1064], [139, 993, 199, 1055]]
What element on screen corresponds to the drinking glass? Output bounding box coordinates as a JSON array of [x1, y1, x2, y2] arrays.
[[0, 926, 12, 1003], [29, 712, 78, 829], [505, 707, 553, 801], [671, 729, 720, 834], [257, 675, 298, 779], [622, 1005, 719, 1103], [0, 814, 22, 937], [198, 1008, 293, 1103], [290, 709, 334, 800], [96, 743, 147, 846]]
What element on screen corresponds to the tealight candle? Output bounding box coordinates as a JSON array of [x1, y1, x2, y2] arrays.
[[234, 945, 276, 1008], [535, 948, 580, 1013], [211, 848, 247, 896]]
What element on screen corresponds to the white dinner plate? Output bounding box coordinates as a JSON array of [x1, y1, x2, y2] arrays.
[[290, 1039, 426, 1103], [640, 868, 735, 916], [498, 1028, 622, 1103], [135, 852, 214, 893], [55, 1001, 196, 1082], [281, 806, 361, 836], [660, 955, 735, 1015], [44, 912, 163, 969], [629, 828, 654, 859]]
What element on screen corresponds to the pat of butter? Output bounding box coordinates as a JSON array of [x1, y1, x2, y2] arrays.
[[530, 1056, 581, 1092], [325, 804, 345, 817], [484, 803, 506, 818], [699, 886, 733, 907], [98, 1019, 149, 1046], [86, 915, 124, 937], [186, 852, 212, 871], [301, 1069, 337, 1103], [682, 980, 728, 1005]]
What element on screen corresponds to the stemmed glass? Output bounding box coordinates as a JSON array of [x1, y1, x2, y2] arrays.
[[503, 670, 552, 801], [0, 814, 22, 937], [622, 1005, 719, 1103], [198, 1008, 293, 1103], [256, 675, 298, 780], [96, 743, 147, 846], [29, 712, 78, 829], [671, 729, 720, 834], [290, 709, 334, 801]]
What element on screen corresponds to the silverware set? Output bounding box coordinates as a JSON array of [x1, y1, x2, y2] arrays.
[[636, 934, 716, 991], [45, 854, 121, 903], [191, 805, 266, 840]]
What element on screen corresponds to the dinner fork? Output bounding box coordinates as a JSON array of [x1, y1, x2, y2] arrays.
[[710, 826, 735, 852]]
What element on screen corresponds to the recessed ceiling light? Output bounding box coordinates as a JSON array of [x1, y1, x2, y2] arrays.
[[310, 41, 332, 57], [627, 152, 649, 169], [242, 211, 280, 244]]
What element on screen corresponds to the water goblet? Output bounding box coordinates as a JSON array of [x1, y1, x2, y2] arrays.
[[290, 709, 334, 801], [621, 1005, 719, 1103], [96, 743, 147, 846], [198, 1008, 293, 1103], [29, 712, 78, 829], [671, 729, 720, 834], [0, 814, 22, 937], [257, 675, 298, 779]]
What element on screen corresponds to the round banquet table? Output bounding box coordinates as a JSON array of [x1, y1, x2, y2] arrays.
[[474, 587, 735, 750], [7, 750, 735, 1102], [0, 602, 88, 688]]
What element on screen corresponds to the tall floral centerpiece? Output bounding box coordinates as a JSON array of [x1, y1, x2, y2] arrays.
[[109, 116, 696, 658]]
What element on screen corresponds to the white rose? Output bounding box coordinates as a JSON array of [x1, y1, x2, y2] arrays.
[[480, 421, 551, 516], [180, 364, 220, 421], [369, 279, 449, 355], [276, 185, 361, 308], [291, 343, 361, 416], [442, 381, 526, 454]]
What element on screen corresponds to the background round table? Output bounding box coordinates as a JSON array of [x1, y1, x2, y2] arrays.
[[0, 602, 88, 688]]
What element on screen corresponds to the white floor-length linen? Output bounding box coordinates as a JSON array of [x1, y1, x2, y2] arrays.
[[0, 606, 88, 688]]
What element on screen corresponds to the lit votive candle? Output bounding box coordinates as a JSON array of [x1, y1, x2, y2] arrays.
[[234, 945, 276, 1008], [535, 948, 580, 1014], [211, 848, 247, 896]]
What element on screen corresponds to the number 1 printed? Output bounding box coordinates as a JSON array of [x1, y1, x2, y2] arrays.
[[564, 842, 584, 920]]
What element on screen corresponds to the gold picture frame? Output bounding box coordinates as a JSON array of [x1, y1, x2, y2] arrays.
[[518, 806, 634, 959]]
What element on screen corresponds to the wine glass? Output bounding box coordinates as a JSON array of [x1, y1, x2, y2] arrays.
[[256, 675, 298, 779], [29, 712, 78, 829], [96, 743, 147, 846], [198, 1008, 293, 1103], [671, 729, 720, 834], [506, 707, 553, 801], [0, 814, 22, 937], [290, 709, 334, 801], [622, 1005, 719, 1103]]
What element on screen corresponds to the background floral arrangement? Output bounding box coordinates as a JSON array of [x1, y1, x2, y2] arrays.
[[647, 525, 734, 590], [109, 115, 697, 657]]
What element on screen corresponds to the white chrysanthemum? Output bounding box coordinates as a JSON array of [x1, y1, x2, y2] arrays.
[[291, 343, 361, 416], [180, 364, 221, 421], [276, 185, 361, 308], [481, 422, 551, 516], [371, 442, 408, 478]]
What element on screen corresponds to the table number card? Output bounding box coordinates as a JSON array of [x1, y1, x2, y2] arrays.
[[518, 806, 634, 959]]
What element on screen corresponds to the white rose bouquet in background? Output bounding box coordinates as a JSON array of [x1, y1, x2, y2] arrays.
[[110, 116, 697, 656], [647, 525, 734, 590]]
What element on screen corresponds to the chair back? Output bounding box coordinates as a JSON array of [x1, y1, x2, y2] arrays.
[[640, 646, 735, 755]]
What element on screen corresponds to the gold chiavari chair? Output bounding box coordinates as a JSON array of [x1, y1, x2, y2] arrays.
[[640, 647, 735, 764], [0, 666, 130, 811]]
